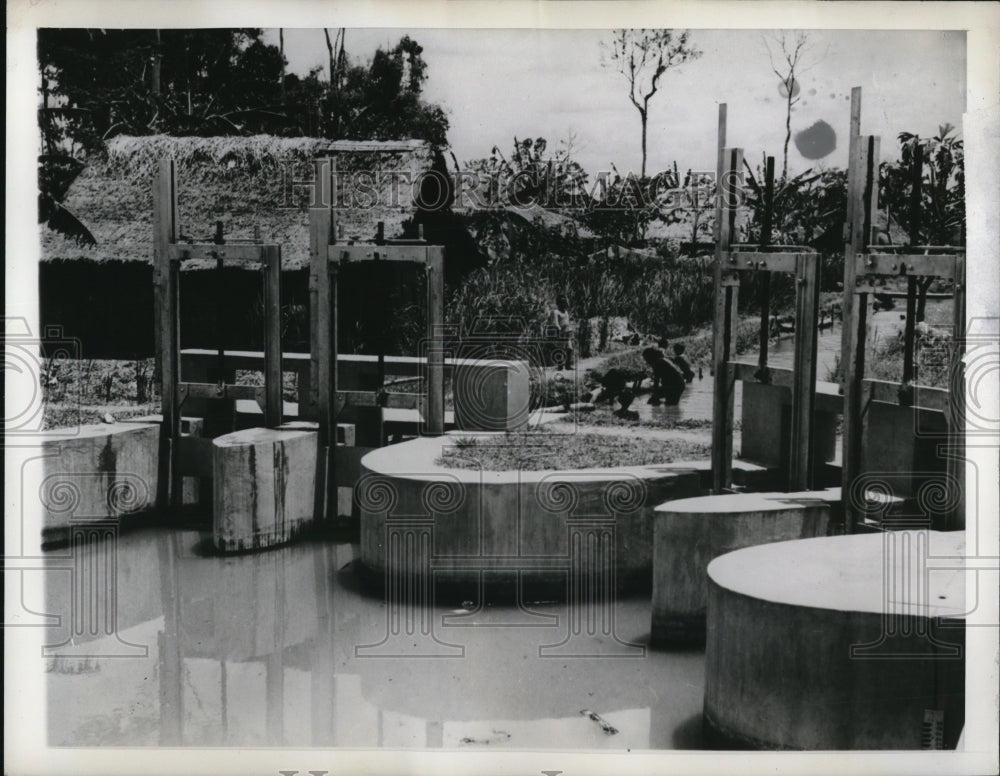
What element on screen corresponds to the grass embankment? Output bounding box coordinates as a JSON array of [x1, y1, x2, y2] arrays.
[[437, 431, 711, 471]]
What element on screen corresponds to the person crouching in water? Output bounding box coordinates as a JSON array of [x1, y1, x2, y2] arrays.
[[642, 347, 687, 405], [589, 368, 640, 420], [670, 342, 695, 383]]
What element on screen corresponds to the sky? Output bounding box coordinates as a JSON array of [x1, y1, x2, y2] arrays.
[[263, 27, 967, 178]]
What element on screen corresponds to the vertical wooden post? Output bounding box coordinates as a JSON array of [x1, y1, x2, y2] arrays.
[[841, 129, 880, 532], [167, 258, 182, 507], [946, 252, 966, 529], [711, 146, 742, 493], [713, 104, 727, 244], [757, 157, 775, 377], [329, 263, 340, 430], [154, 158, 181, 511], [790, 252, 821, 490], [711, 104, 727, 369], [309, 157, 334, 520], [902, 144, 923, 390], [263, 244, 283, 428], [425, 246, 445, 436], [902, 276, 918, 388]]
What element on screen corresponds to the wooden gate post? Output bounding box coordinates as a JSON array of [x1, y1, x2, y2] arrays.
[[309, 157, 335, 521], [841, 125, 881, 532], [263, 244, 283, 429], [789, 252, 821, 490], [425, 246, 446, 436], [154, 159, 181, 511], [711, 145, 742, 493]]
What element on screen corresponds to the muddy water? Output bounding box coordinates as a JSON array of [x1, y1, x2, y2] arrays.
[[44, 528, 705, 749]]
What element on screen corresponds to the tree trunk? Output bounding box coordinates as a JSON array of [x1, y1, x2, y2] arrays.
[[782, 91, 792, 181], [151, 30, 162, 97], [279, 29, 286, 106], [640, 107, 648, 179]]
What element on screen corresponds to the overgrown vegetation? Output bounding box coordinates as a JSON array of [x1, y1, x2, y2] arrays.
[[448, 212, 719, 359], [437, 431, 711, 471]]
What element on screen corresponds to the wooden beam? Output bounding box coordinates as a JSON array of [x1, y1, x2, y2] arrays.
[[177, 382, 265, 402], [153, 159, 181, 512], [946, 251, 966, 529], [309, 160, 334, 521], [327, 244, 429, 264], [711, 146, 742, 493], [166, 243, 274, 263], [757, 157, 775, 376], [425, 246, 446, 436], [841, 86, 879, 531], [263, 244, 283, 428], [719, 251, 805, 274], [336, 390, 422, 410], [789, 252, 821, 490], [854, 252, 959, 279]]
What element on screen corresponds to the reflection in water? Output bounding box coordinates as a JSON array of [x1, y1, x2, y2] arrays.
[[44, 528, 705, 748]]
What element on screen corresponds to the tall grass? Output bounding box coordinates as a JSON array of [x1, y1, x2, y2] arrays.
[[450, 212, 726, 357]]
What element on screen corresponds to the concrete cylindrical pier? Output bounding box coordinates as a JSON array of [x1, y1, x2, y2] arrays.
[[703, 531, 966, 749], [651, 489, 836, 645], [213, 426, 318, 552]]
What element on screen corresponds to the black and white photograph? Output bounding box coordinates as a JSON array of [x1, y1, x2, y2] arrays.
[[5, 2, 999, 774]]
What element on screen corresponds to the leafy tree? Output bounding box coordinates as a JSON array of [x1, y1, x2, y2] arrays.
[[464, 135, 590, 211], [741, 155, 846, 247], [602, 29, 702, 178], [880, 124, 964, 321]]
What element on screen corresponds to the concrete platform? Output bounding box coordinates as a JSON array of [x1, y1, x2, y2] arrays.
[[213, 426, 318, 552], [704, 530, 966, 749], [358, 434, 703, 594], [650, 488, 839, 645]]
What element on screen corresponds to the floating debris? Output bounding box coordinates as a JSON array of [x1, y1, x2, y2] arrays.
[[460, 729, 511, 745], [580, 709, 618, 735]]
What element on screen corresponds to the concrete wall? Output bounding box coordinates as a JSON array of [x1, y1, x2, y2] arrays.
[[650, 489, 836, 645], [740, 382, 838, 474], [358, 436, 702, 594], [862, 403, 950, 498], [703, 531, 966, 749], [40, 423, 161, 538]]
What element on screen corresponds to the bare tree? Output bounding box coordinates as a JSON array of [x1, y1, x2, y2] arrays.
[[763, 31, 812, 181], [323, 28, 346, 132], [602, 29, 702, 178]]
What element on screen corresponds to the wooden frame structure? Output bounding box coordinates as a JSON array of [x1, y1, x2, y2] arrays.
[[153, 159, 284, 511], [309, 146, 446, 520], [711, 106, 823, 493], [839, 87, 966, 532]]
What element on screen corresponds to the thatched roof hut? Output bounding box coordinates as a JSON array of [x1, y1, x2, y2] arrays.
[[41, 135, 437, 270]]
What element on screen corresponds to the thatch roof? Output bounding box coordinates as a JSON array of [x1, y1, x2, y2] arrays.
[[41, 135, 435, 270]]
